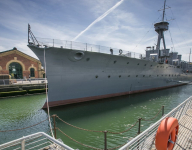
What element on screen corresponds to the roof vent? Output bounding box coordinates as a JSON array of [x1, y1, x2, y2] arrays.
[[13, 47, 17, 50]]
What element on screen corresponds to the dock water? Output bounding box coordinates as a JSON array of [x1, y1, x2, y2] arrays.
[[1, 85, 192, 150]]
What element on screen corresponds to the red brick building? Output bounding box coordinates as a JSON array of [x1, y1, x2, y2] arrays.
[[0, 47, 44, 79]]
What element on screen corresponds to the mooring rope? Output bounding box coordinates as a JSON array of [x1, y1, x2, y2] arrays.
[[56, 116, 103, 133], [57, 127, 138, 150], [57, 127, 102, 150], [108, 120, 139, 134], [44, 47, 54, 138], [141, 107, 163, 121]]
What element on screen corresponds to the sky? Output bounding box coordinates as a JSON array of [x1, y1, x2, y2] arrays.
[[0, 0, 192, 61]]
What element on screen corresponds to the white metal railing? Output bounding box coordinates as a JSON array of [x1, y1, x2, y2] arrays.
[[0, 132, 74, 150], [32, 37, 146, 60], [119, 96, 192, 150], [0, 78, 47, 85]]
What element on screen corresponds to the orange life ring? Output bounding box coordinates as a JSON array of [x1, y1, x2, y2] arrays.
[[155, 117, 179, 150]]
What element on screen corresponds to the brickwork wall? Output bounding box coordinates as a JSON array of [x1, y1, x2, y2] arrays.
[[0, 50, 43, 78]]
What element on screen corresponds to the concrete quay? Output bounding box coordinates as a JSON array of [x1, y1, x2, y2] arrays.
[[0, 79, 47, 97]]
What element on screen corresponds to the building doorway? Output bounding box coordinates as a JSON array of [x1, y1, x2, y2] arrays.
[[9, 62, 23, 79]]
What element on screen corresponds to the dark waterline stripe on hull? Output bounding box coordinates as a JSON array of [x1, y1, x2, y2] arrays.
[[43, 83, 187, 108]]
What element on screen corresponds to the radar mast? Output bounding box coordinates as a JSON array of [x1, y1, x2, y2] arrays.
[[154, 0, 169, 60]]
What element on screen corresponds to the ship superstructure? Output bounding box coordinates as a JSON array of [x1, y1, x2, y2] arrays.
[[27, 0, 192, 108]]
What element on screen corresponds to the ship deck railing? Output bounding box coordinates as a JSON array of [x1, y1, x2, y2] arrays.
[[119, 96, 192, 150], [0, 132, 74, 150], [32, 37, 146, 60]]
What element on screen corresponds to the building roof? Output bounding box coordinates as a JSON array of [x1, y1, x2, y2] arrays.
[[0, 47, 40, 63]]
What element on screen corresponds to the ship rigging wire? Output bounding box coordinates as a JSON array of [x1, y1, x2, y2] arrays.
[[133, 14, 162, 51], [169, 7, 190, 49], [165, 15, 176, 52], [44, 47, 54, 138]]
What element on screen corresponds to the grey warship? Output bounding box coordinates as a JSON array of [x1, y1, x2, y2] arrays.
[[28, 0, 192, 108]]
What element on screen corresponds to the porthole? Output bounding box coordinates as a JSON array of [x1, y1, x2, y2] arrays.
[[128, 75, 130, 77], [143, 75, 145, 77], [114, 61, 116, 64], [169, 75, 170, 77], [108, 75, 110, 78], [157, 75, 159, 77], [162, 75, 163, 76], [149, 75, 151, 77], [157, 66, 159, 68], [144, 64, 146, 66], [119, 75, 121, 78], [136, 75, 138, 77], [86, 58, 90, 61], [137, 63, 139, 65], [74, 52, 84, 60], [127, 62, 129, 64], [95, 75, 98, 78], [151, 65, 153, 67]]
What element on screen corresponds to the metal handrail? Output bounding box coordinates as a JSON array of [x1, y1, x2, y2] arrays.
[[119, 96, 192, 150], [30, 37, 146, 60], [0, 132, 74, 150]]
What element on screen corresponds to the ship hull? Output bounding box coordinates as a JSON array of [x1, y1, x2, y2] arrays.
[[28, 46, 192, 108]]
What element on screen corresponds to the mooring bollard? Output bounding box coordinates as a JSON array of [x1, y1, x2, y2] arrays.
[[162, 105, 164, 116], [104, 131, 107, 150], [138, 118, 142, 134]]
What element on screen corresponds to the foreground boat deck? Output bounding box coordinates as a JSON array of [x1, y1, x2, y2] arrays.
[[174, 109, 192, 149], [149, 106, 192, 150]]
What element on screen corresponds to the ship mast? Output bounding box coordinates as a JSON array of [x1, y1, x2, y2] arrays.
[[162, 0, 166, 22], [154, 0, 169, 61]]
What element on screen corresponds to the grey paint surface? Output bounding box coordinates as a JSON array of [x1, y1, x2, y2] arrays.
[[28, 46, 192, 103]]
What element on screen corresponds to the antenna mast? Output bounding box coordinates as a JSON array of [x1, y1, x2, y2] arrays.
[[162, 0, 166, 22]]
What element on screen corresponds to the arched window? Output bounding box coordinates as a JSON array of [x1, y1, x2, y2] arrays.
[[9, 62, 23, 79], [30, 68, 35, 77]]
